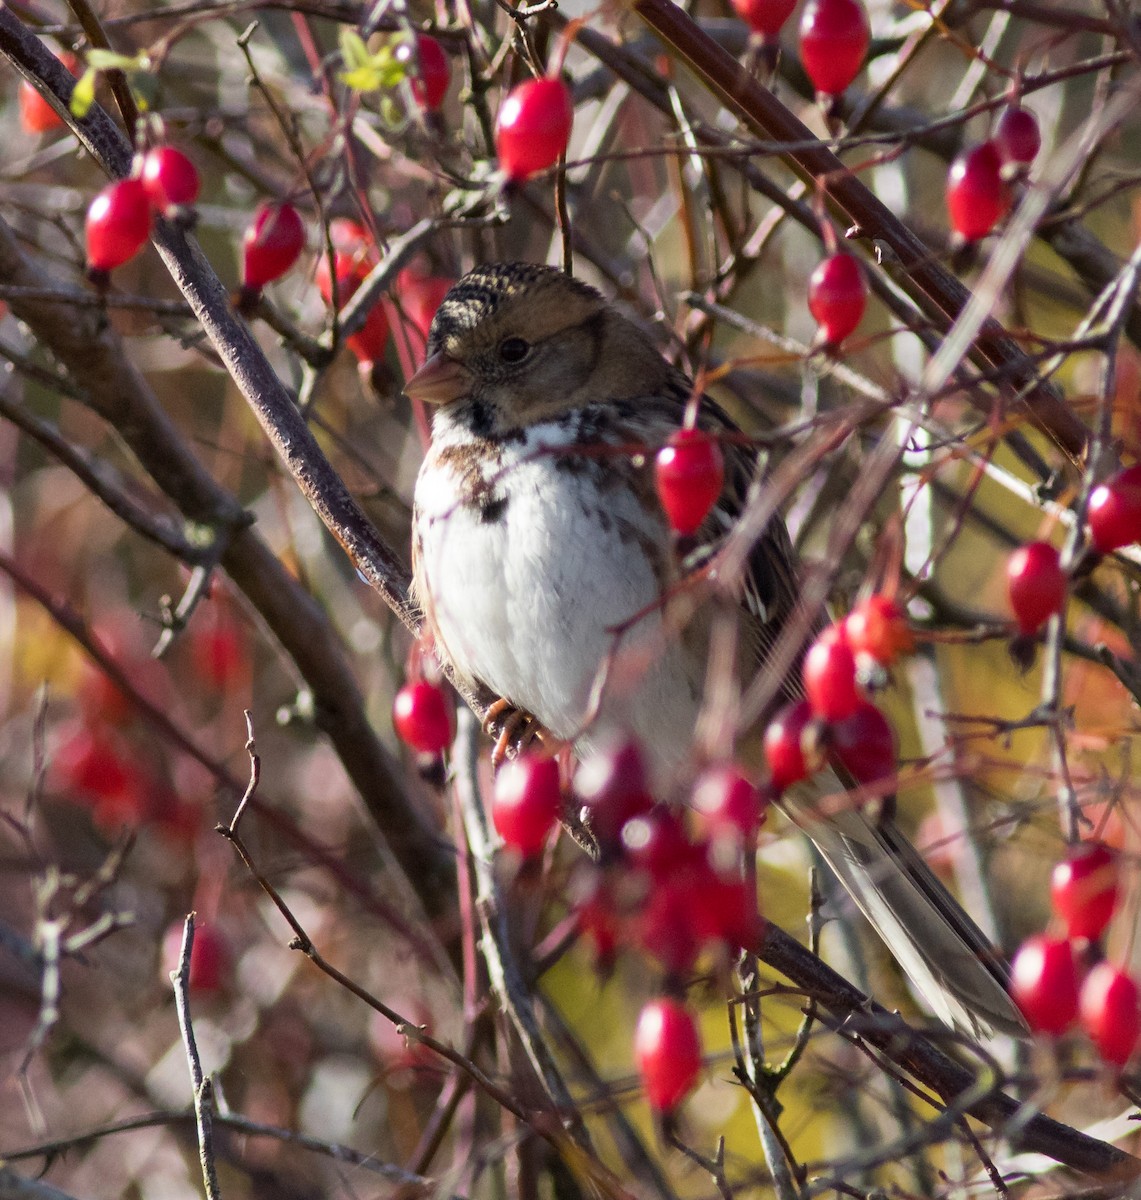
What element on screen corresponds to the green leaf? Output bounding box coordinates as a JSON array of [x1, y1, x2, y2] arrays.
[[339, 28, 371, 71], [69, 68, 96, 119], [341, 65, 381, 91], [85, 48, 140, 71]]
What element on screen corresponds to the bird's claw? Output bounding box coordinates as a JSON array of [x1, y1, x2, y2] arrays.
[[483, 699, 547, 767]]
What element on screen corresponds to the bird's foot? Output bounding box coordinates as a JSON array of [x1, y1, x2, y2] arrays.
[[483, 699, 548, 767]]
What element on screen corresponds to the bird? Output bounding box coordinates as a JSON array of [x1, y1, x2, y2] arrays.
[[407, 261, 1024, 1038]]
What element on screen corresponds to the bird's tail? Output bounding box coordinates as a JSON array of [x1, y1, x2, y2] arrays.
[[782, 774, 1027, 1039]]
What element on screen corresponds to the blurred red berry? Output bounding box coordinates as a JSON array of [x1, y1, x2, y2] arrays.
[[395, 34, 450, 112], [764, 699, 814, 792], [730, 0, 797, 38], [621, 809, 692, 877], [1009, 934, 1080, 1036], [829, 700, 895, 785], [691, 764, 766, 839], [574, 738, 654, 850], [392, 680, 454, 754], [803, 626, 861, 721], [655, 429, 725, 536], [1080, 962, 1141, 1067], [492, 754, 562, 856], [55, 726, 149, 828], [190, 619, 249, 690], [946, 142, 1008, 241], [844, 595, 914, 665], [1007, 541, 1066, 636], [85, 178, 153, 275], [799, 0, 870, 96], [162, 920, 231, 995], [140, 146, 200, 213], [808, 252, 867, 345], [241, 201, 305, 292], [634, 998, 702, 1112], [993, 105, 1041, 166], [1051, 842, 1118, 941], [19, 52, 78, 134], [1088, 464, 1141, 553], [495, 77, 573, 181], [398, 270, 453, 343]]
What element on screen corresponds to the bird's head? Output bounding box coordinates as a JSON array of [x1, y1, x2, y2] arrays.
[[403, 262, 674, 433]]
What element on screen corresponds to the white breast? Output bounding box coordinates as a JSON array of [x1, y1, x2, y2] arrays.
[[414, 419, 702, 765]]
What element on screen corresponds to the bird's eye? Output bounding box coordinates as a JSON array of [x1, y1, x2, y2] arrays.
[[498, 337, 531, 364]]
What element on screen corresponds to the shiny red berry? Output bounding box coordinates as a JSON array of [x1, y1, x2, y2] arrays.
[[495, 77, 573, 181], [621, 809, 692, 877], [140, 146, 200, 212], [1080, 962, 1141, 1067], [655, 429, 725, 536], [829, 700, 895, 785], [398, 270, 453, 343], [808, 252, 867, 345], [1007, 542, 1066, 636], [392, 680, 454, 754], [396, 34, 450, 112], [1009, 934, 1080, 1036], [946, 141, 1008, 241], [241, 201, 305, 291], [993, 105, 1041, 166], [844, 595, 914, 665], [731, 0, 797, 38], [803, 627, 861, 721], [764, 699, 814, 792], [85, 178, 153, 274], [691, 764, 766, 839], [1051, 842, 1118, 941], [1088, 464, 1141, 553], [799, 0, 870, 96], [573, 738, 654, 851], [492, 754, 562, 856], [634, 998, 703, 1112]]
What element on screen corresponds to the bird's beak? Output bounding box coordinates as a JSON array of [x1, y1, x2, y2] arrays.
[[404, 352, 473, 406]]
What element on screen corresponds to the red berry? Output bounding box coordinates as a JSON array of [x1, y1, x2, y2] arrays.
[[807, 252, 867, 345], [395, 34, 450, 112], [241, 201, 305, 291], [392, 680, 454, 754], [691, 764, 766, 839], [1009, 934, 1080, 1036], [573, 738, 654, 851], [162, 920, 231, 995], [621, 809, 692, 877], [634, 998, 703, 1112], [946, 141, 1008, 241], [799, 0, 870, 96], [190, 619, 249, 690], [492, 754, 562, 856], [572, 867, 621, 972], [85, 178, 153, 274], [1007, 541, 1066, 636], [398, 270, 453, 343], [844, 595, 914, 665], [140, 146, 200, 212], [495, 77, 573, 181], [1051, 842, 1118, 941], [764, 699, 815, 792], [829, 700, 895, 785], [689, 841, 761, 950], [54, 726, 149, 828], [19, 52, 78, 134], [730, 0, 797, 38], [1088, 464, 1141, 553], [993, 105, 1041, 166], [1080, 962, 1141, 1067], [654, 429, 725, 536], [803, 626, 861, 721]]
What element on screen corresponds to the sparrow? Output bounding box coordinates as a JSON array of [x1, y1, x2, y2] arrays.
[[407, 261, 1024, 1037]]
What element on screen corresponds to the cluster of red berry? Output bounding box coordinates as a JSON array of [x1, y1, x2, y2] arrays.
[[1007, 464, 1141, 638], [84, 145, 201, 282], [766, 596, 912, 794], [1009, 843, 1139, 1067], [946, 105, 1040, 242], [731, 0, 870, 99]]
